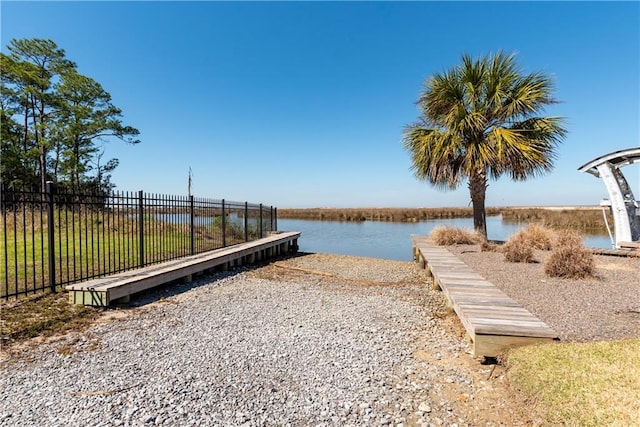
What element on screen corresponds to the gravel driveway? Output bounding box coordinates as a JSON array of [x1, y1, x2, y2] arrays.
[[1, 254, 521, 427], [5, 248, 633, 426]]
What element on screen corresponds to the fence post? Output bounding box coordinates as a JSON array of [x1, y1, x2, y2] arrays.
[[244, 202, 249, 242], [221, 199, 226, 247], [190, 195, 194, 255], [138, 190, 145, 268], [274, 207, 277, 231], [46, 182, 56, 293], [259, 203, 263, 238]]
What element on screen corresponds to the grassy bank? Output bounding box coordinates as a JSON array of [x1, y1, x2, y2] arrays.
[[1, 210, 255, 299], [278, 206, 613, 231], [507, 339, 640, 426]]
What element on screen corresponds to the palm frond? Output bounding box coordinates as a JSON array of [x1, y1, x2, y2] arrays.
[[404, 51, 567, 190]]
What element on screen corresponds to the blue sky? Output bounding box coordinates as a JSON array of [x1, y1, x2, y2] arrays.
[[2, 1, 639, 208]]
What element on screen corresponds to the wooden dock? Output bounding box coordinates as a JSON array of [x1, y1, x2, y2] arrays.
[[412, 235, 558, 358], [66, 231, 300, 307]]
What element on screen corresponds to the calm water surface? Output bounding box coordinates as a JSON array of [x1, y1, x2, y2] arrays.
[[278, 216, 612, 261]]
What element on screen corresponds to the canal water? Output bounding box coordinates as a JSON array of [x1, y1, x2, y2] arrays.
[[277, 216, 612, 261]]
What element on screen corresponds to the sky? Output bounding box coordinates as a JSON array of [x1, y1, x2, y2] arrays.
[[1, 1, 639, 208]]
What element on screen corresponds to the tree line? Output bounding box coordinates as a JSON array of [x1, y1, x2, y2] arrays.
[[1, 38, 140, 194]]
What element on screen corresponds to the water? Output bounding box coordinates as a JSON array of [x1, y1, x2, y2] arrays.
[[154, 213, 247, 226], [277, 216, 612, 261]]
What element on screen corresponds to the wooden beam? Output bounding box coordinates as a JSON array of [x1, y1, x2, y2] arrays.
[[66, 232, 301, 306]]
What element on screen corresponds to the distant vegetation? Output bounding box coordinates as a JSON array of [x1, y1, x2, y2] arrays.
[[500, 207, 612, 231], [278, 207, 502, 222], [279, 206, 612, 232]]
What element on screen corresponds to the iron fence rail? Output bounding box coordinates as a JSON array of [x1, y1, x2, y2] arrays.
[[1, 183, 277, 300]]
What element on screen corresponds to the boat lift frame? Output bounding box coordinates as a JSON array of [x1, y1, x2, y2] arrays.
[[578, 147, 640, 249]]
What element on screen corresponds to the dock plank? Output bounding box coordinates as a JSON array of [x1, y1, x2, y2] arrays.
[[412, 235, 558, 357]]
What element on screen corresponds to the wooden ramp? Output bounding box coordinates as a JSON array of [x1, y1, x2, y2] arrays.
[[412, 235, 558, 358], [67, 231, 300, 307]]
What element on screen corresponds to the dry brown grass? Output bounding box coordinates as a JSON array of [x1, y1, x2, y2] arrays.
[[277, 207, 502, 222], [544, 230, 595, 279], [519, 224, 554, 250], [480, 241, 500, 252], [429, 226, 478, 246], [278, 207, 610, 230], [501, 207, 611, 230], [502, 224, 556, 263], [0, 292, 103, 348], [502, 238, 535, 263]]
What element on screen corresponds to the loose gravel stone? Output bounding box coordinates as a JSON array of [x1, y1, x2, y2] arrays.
[[7, 247, 630, 426], [1, 256, 469, 426]]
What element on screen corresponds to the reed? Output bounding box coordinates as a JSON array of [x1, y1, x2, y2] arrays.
[[500, 207, 612, 231], [278, 207, 502, 222], [279, 206, 613, 233]]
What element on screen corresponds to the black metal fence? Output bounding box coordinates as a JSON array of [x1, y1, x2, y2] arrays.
[[1, 183, 277, 300]]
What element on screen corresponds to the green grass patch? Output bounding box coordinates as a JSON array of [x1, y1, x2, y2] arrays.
[[507, 339, 640, 426], [2, 209, 256, 298]]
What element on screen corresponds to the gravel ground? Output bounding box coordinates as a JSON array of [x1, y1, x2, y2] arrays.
[[1, 254, 523, 427], [447, 245, 640, 342], [2, 249, 636, 426]]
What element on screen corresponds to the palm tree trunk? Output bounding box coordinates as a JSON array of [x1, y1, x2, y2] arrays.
[[469, 169, 488, 239]]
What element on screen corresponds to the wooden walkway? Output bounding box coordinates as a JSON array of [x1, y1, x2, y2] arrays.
[[66, 231, 301, 307], [411, 235, 558, 358]]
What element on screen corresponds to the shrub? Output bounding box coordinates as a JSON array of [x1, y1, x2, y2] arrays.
[[429, 226, 477, 246], [480, 241, 500, 252], [553, 229, 583, 248], [544, 231, 595, 279], [519, 224, 554, 250], [502, 224, 555, 263], [502, 237, 535, 263]]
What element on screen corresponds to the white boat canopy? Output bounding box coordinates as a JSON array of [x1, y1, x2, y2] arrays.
[[578, 147, 640, 248]]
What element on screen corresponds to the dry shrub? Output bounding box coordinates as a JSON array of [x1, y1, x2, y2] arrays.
[[519, 224, 554, 250], [503, 237, 535, 263], [553, 229, 583, 247], [544, 230, 595, 279], [480, 241, 500, 252], [429, 226, 477, 246], [502, 224, 555, 263]]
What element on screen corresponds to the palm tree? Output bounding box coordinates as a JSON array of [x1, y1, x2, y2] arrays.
[[403, 51, 567, 239]]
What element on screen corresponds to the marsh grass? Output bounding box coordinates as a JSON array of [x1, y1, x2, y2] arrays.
[[278, 207, 502, 222], [501, 207, 612, 231], [507, 339, 640, 426], [278, 206, 610, 231]]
